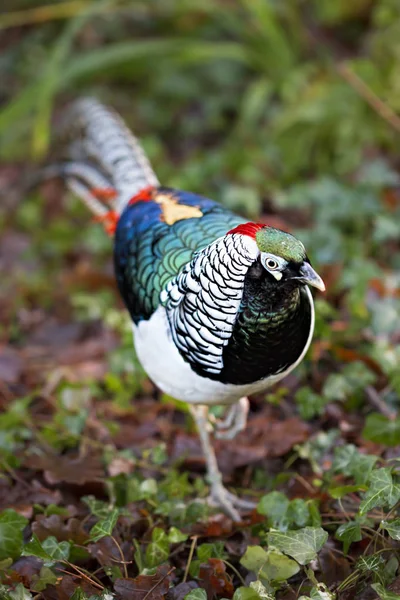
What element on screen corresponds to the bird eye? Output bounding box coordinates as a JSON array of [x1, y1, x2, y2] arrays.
[[266, 258, 278, 270]]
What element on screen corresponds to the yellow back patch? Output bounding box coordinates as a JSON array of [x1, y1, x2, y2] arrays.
[[155, 193, 203, 225]]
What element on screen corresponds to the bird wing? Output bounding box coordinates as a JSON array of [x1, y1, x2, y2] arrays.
[[114, 186, 246, 324]]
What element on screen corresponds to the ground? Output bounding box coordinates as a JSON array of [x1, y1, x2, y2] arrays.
[[1, 1, 400, 599]]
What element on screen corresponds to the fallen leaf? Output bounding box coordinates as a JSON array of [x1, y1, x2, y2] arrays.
[[199, 558, 234, 599], [25, 451, 104, 485], [114, 563, 174, 600]]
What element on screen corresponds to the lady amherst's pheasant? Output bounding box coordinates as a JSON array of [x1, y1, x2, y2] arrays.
[[52, 98, 325, 520]]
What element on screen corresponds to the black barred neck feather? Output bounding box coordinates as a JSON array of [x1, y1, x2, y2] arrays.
[[162, 234, 312, 386], [219, 259, 312, 384]]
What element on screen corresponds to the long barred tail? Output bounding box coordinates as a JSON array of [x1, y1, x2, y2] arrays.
[[50, 98, 159, 230]]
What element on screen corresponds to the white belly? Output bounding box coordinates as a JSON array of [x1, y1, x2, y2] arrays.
[[132, 287, 314, 405]]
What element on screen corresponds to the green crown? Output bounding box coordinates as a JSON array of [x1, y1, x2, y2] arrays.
[[255, 227, 306, 263]]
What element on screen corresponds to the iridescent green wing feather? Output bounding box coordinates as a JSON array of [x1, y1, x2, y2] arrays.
[[114, 187, 245, 323]]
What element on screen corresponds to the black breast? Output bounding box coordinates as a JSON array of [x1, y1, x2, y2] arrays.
[[218, 264, 313, 385]]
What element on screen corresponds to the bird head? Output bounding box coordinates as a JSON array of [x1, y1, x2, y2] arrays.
[[229, 223, 325, 292]]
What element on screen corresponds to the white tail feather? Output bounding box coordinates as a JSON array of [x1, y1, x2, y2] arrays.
[[57, 98, 159, 216]]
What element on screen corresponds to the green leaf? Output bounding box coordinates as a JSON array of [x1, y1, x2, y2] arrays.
[[89, 508, 119, 542], [335, 520, 362, 553], [260, 550, 300, 582], [145, 527, 170, 568], [0, 509, 28, 560], [302, 583, 336, 599], [332, 444, 378, 484], [371, 583, 400, 600], [31, 566, 58, 592], [23, 535, 70, 565], [323, 362, 375, 402], [42, 537, 70, 561], [362, 413, 400, 446], [249, 580, 274, 600], [197, 542, 226, 561], [184, 590, 207, 600], [70, 590, 88, 600], [240, 545, 269, 572], [168, 527, 188, 543], [8, 584, 33, 600], [233, 587, 263, 600], [23, 535, 53, 562], [83, 496, 115, 519], [357, 554, 385, 574], [257, 491, 289, 527], [359, 468, 400, 515], [267, 527, 328, 565], [287, 499, 313, 528], [381, 519, 400, 540], [328, 484, 365, 499], [295, 387, 328, 420]]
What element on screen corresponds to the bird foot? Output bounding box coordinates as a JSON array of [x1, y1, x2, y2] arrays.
[[208, 480, 256, 521], [213, 397, 249, 440]]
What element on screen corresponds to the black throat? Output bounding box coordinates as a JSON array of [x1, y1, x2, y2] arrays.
[[218, 261, 313, 385]]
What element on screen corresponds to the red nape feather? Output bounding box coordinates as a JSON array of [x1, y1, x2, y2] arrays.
[[94, 210, 119, 236], [228, 222, 265, 238], [128, 185, 155, 205]]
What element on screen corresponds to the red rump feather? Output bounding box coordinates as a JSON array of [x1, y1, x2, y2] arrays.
[[128, 185, 155, 205], [228, 222, 265, 238]]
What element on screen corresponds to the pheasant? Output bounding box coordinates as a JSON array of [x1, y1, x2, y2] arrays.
[[51, 98, 325, 520]]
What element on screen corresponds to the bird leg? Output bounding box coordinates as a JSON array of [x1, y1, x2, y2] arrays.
[[213, 397, 249, 440], [189, 404, 255, 521]]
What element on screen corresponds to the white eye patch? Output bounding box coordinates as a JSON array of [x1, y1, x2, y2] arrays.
[[260, 253, 287, 280]]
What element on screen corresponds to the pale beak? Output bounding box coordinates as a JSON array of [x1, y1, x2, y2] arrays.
[[298, 262, 325, 292]]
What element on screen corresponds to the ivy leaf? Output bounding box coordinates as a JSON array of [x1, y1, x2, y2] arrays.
[[42, 537, 70, 561], [197, 542, 226, 561], [362, 414, 400, 446], [8, 583, 33, 600], [267, 527, 328, 565], [23, 535, 53, 563], [332, 445, 377, 485], [257, 492, 289, 527], [145, 527, 170, 568], [31, 566, 58, 592], [260, 550, 300, 582], [381, 519, 400, 541], [371, 583, 400, 600], [240, 546, 299, 583], [82, 496, 113, 519], [295, 387, 328, 420], [249, 580, 274, 600], [335, 520, 362, 554], [299, 583, 336, 599], [23, 535, 70, 565], [359, 468, 400, 515], [233, 587, 263, 600], [168, 527, 188, 544], [89, 508, 119, 542], [240, 546, 268, 572], [0, 510, 28, 560], [184, 590, 207, 600]]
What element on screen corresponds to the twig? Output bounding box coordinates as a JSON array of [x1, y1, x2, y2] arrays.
[[337, 62, 400, 134], [142, 566, 175, 600], [365, 385, 396, 419], [111, 535, 129, 578], [183, 536, 198, 583]]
